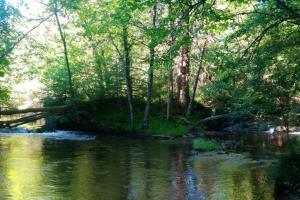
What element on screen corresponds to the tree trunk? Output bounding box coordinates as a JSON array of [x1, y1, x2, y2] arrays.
[[177, 45, 190, 108], [167, 64, 174, 120], [54, 3, 79, 122], [0, 105, 68, 115], [143, 3, 157, 129], [166, 3, 174, 121], [177, 0, 191, 109], [0, 113, 45, 127], [186, 40, 207, 118], [111, 27, 134, 129], [122, 26, 134, 130], [54, 5, 74, 99]]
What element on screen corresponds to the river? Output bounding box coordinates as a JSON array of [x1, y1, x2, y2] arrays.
[[0, 131, 289, 200]]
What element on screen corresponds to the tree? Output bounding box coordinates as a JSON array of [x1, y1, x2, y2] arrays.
[[110, 1, 137, 130], [143, 1, 157, 129], [49, 0, 81, 122], [186, 40, 207, 118], [0, 0, 15, 105], [176, 0, 192, 109], [202, 0, 300, 131], [122, 26, 134, 129], [52, 1, 75, 101]]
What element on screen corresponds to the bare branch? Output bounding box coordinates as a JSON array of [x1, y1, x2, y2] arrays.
[[1, 13, 54, 60], [242, 18, 288, 57]]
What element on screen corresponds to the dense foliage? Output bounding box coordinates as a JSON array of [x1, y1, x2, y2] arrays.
[[1, 0, 300, 132], [0, 0, 15, 104]]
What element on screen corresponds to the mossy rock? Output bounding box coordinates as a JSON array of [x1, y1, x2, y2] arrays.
[[193, 138, 223, 151]]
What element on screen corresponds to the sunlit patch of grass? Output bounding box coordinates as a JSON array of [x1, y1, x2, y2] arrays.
[[92, 101, 188, 136], [147, 118, 186, 137], [96, 113, 187, 136], [193, 138, 223, 151]]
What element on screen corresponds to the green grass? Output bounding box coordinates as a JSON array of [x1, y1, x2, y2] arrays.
[[56, 99, 204, 137], [85, 103, 188, 136], [146, 118, 186, 137], [193, 138, 223, 151], [96, 113, 187, 137]]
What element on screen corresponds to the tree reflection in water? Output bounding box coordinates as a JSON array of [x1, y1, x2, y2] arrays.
[[0, 133, 275, 200]]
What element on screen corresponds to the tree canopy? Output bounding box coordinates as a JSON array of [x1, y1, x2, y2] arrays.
[[1, 0, 300, 131]]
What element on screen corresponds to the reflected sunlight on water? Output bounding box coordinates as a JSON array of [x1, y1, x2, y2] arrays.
[[0, 132, 276, 200]]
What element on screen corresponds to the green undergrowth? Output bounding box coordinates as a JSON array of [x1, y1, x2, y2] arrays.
[[90, 98, 207, 136], [193, 138, 223, 151], [93, 106, 188, 137], [145, 118, 187, 137], [55, 98, 210, 137]]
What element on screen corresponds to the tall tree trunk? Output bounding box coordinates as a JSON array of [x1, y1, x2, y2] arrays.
[[143, 3, 157, 129], [166, 3, 174, 121], [167, 62, 174, 120], [177, 0, 191, 109], [186, 40, 207, 118], [111, 32, 134, 129], [122, 26, 134, 130], [177, 45, 190, 108], [54, 3, 79, 122], [54, 5, 74, 99]]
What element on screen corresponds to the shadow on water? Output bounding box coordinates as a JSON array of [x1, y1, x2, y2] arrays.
[[204, 132, 294, 159], [0, 131, 292, 200]]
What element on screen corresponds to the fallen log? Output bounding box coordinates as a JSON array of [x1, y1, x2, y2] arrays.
[[10, 114, 48, 128], [0, 105, 68, 115], [201, 114, 234, 123], [0, 113, 48, 128], [0, 113, 44, 124], [191, 113, 236, 129]]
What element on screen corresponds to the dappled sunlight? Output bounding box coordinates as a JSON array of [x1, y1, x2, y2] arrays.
[[0, 136, 45, 200], [0, 133, 278, 200]]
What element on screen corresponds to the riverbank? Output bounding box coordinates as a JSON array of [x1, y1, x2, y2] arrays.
[[48, 98, 212, 137], [28, 97, 297, 140]]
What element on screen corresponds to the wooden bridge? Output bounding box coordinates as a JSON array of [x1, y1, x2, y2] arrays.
[[0, 106, 68, 128]]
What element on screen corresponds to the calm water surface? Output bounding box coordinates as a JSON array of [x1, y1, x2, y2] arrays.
[[0, 131, 277, 200]]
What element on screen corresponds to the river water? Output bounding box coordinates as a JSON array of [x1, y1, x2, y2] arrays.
[[0, 131, 286, 200]]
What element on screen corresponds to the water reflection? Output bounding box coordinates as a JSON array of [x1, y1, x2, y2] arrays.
[[192, 154, 274, 200], [206, 132, 292, 159], [0, 133, 276, 200], [0, 136, 44, 199]]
